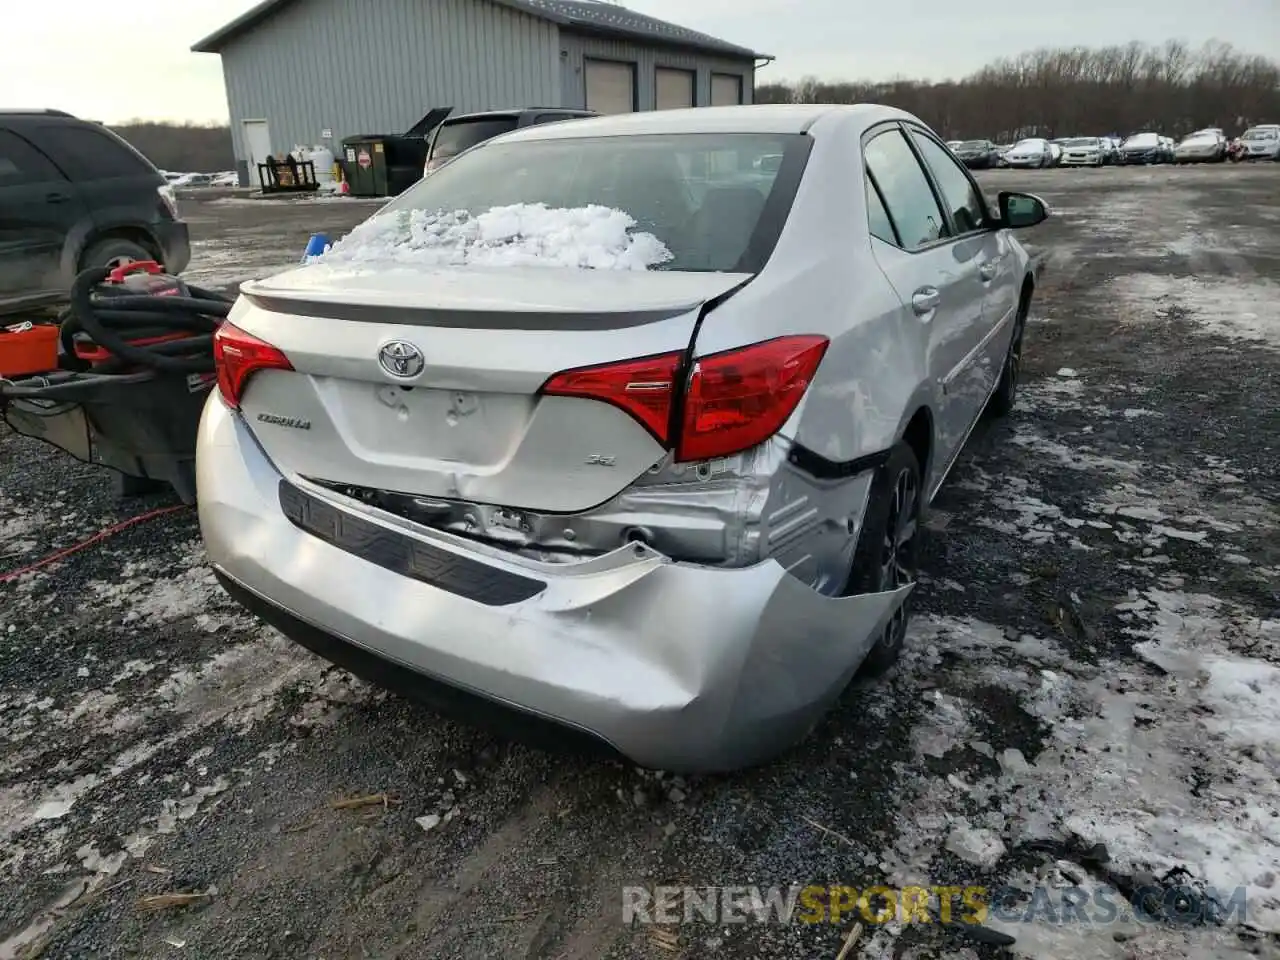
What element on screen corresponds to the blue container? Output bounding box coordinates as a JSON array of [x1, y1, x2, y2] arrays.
[[302, 233, 330, 261]]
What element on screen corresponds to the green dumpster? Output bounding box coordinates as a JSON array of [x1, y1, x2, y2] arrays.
[[341, 137, 388, 197]]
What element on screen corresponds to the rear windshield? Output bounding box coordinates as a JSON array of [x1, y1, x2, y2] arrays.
[[430, 118, 520, 162], [382, 133, 805, 273], [1242, 128, 1278, 141], [957, 141, 990, 149]]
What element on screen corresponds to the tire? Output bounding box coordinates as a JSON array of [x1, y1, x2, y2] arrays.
[[79, 237, 155, 272], [986, 288, 1029, 418], [847, 442, 922, 677]]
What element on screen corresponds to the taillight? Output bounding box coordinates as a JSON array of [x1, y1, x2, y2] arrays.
[[541, 351, 683, 443], [538, 335, 828, 462], [212, 322, 293, 409], [677, 336, 828, 462]]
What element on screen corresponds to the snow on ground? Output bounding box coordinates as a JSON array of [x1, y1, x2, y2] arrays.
[[1107, 273, 1280, 346], [878, 593, 1280, 956], [868, 354, 1280, 957], [319, 203, 673, 270]]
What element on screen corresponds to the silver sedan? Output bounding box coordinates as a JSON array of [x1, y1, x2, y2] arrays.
[[197, 104, 1048, 772]]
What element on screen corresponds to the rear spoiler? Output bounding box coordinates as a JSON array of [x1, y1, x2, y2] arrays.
[[238, 289, 707, 332]]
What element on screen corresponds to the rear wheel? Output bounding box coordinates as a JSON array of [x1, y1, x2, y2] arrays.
[[80, 237, 154, 273], [847, 443, 921, 677]]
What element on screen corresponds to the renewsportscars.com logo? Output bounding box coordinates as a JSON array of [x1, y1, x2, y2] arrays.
[[622, 884, 1248, 927]]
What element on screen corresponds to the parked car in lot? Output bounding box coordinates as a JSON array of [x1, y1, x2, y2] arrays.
[[1174, 129, 1228, 163], [423, 107, 597, 176], [199, 103, 1048, 773], [1233, 125, 1280, 161], [1118, 132, 1168, 164], [950, 139, 1002, 168], [1057, 137, 1107, 166], [1003, 137, 1054, 168], [172, 172, 217, 187], [0, 109, 189, 317]]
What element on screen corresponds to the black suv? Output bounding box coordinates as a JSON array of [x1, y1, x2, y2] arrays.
[[423, 108, 597, 176], [0, 109, 190, 316]]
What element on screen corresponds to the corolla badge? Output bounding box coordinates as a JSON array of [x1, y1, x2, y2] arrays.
[[378, 340, 425, 378]]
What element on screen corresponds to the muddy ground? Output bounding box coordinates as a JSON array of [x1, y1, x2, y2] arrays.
[[2, 164, 1278, 960]]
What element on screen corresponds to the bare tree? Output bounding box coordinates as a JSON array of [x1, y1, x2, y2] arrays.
[[753, 40, 1280, 140], [110, 121, 234, 173]]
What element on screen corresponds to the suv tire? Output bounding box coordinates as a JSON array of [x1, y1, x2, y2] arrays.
[[80, 237, 154, 272]]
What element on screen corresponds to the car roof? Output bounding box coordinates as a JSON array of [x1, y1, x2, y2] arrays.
[[0, 108, 76, 118], [498, 104, 911, 142]]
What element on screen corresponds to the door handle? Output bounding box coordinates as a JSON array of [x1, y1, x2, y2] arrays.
[[911, 287, 941, 316], [46, 191, 71, 203], [979, 261, 999, 282]]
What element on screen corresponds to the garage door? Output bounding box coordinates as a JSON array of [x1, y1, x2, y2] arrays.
[[710, 73, 743, 107], [655, 68, 695, 110], [585, 60, 635, 115]]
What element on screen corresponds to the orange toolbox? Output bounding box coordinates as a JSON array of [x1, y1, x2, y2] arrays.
[[0, 322, 61, 378]]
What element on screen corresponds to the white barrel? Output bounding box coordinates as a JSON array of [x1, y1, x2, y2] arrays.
[[310, 145, 335, 183]]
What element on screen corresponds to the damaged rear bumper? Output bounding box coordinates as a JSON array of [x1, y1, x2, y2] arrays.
[[196, 399, 911, 773]]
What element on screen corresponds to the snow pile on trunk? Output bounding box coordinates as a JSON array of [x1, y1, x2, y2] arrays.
[[319, 203, 673, 271]]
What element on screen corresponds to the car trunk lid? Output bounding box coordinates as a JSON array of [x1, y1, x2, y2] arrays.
[[230, 263, 750, 514]]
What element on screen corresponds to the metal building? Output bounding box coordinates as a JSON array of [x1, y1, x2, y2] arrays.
[[193, 0, 772, 183]]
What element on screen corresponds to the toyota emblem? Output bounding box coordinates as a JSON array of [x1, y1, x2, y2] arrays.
[[378, 340, 425, 379]]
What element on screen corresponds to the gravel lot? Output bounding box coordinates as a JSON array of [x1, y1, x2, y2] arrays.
[[2, 165, 1278, 960]]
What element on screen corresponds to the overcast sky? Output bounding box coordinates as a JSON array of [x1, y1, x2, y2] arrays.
[[4, 0, 1277, 124]]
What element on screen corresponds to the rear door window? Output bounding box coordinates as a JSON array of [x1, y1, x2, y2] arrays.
[[21, 123, 154, 180], [863, 129, 948, 250], [0, 128, 66, 184], [865, 176, 898, 246]]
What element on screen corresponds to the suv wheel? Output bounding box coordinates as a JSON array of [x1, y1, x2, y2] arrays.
[[80, 238, 154, 272]]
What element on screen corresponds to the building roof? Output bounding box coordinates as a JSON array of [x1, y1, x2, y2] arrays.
[[191, 0, 771, 60]]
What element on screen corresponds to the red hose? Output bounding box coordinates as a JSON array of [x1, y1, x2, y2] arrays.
[[0, 504, 191, 585]]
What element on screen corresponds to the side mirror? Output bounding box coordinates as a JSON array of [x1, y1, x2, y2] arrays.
[[998, 191, 1049, 229]]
